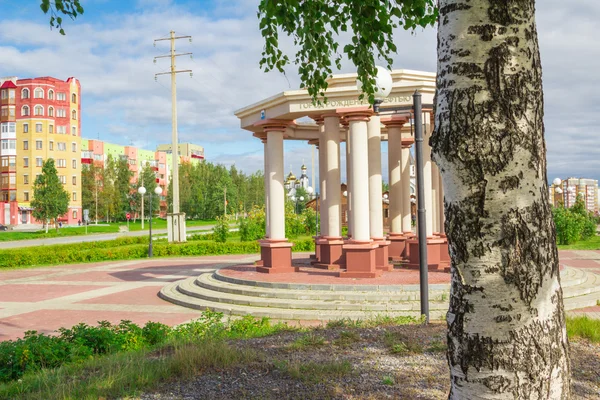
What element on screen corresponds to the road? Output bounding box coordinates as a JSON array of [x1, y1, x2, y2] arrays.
[[0, 225, 218, 249]]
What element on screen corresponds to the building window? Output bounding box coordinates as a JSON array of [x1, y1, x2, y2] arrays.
[[23, 175, 29, 185], [23, 141, 28, 150], [72, 192, 77, 201], [49, 125, 54, 134], [1, 108, 7, 117], [57, 92, 66, 101], [71, 126, 77, 136], [48, 107, 54, 117], [71, 110, 77, 120], [9, 157, 15, 168], [57, 109, 66, 118], [24, 192, 29, 201], [57, 126, 66, 134], [34, 105, 43, 116], [57, 142, 66, 151], [71, 143, 77, 152], [48, 90, 54, 100], [23, 123, 28, 133], [34, 88, 44, 99], [9, 107, 14, 117], [71, 93, 77, 103], [57, 159, 66, 168], [23, 157, 28, 167], [9, 191, 16, 201], [1, 140, 16, 150], [35, 123, 42, 133], [21, 105, 30, 116], [1, 123, 15, 133], [59, 175, 66, 184], [0, 90, 6, 100], [73, 210, 77, 219], [72, 175, 77, 185], [21, 88, 29, 99], [49, 141, 54, 151], [36, 157, 43, 167], [36, 140, 42, 150]]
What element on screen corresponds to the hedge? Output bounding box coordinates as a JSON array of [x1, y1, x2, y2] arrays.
[[0, 238, 315, 269]]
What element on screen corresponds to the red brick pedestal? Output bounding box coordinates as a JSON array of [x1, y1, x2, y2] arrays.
[[339, 241, 381, 278], [405, 237, 447, 271], [314, 237, 345, 270], [256, 239, 296, 274], [438, 236, 450, 269], [387, 233, 408, 262], [373, 238, 393, 271], [310, 236, 322, 263]]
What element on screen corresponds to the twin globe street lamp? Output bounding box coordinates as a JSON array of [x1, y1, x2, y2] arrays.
[[138, 185, 163, 257]]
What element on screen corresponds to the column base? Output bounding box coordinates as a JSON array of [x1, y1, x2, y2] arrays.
[[257, 239, 296, 274], [338, 240, 381, 278], [405, 238, 449, 271], [373, 238, 393, 271], [387, 233, 407, 262], [310, 236, 322, 263], [313, 237, 345, 270]]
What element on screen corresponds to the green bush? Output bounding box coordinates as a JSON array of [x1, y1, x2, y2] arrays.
[[213, 216, 230, 243], [239, 205, 266, 241], [553, 194, 598, 245]]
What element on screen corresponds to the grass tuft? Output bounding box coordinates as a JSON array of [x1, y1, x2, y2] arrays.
[[290, 332, 326, 350], [566, 315, 600, 343]]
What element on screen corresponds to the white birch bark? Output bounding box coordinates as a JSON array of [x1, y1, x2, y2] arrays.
[[432, 1, 571, 398]]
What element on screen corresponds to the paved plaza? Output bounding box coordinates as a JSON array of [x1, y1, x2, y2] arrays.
[[0, 251, 599, 341]]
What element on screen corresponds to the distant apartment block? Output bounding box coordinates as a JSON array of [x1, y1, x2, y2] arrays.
[[549, 177, 598, 213], [0, 76, 81, 226], [81, 140, 205, 216]]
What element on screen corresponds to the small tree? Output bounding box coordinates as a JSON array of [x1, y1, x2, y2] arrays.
[[213, 216, 230, 243], [31, 159, 70, 233]]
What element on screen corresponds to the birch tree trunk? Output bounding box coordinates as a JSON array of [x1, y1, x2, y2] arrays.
[[431, 1, 571, 398]]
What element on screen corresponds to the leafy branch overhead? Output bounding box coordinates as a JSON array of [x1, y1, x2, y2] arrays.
[[40, 0, 84, 35], [257, 0, 437, 105]]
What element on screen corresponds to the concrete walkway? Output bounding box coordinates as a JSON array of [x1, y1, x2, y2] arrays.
[[0, 250, 598, 341]]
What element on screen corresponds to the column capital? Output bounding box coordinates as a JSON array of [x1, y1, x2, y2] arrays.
[[401, 137, 415, 147], [380, 115, 409, 128], [337, 106, 373, 122], [253, 119, 295, 133], [307, 139, 319, 146], [320, 112, 340, 119], [312, 116, 325, 125]]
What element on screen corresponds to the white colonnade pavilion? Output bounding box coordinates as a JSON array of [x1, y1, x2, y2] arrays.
[[234, 69, 448, 278]]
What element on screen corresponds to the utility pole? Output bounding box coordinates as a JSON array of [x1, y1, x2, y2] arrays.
[[154, 30, 192, 242], [224, 187, 227, 217]]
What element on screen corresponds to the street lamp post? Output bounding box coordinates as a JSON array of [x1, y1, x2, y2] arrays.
[[552, 178, 563, 207], [147, 186, 163, 258], [138, 186, 146, 230]]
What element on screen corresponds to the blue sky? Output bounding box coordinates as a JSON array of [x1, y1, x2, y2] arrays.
[[0, 0, 599, 184]]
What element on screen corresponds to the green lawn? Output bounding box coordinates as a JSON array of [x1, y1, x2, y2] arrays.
[[557, 234, 600, 250], [0, 220, 217, 242]]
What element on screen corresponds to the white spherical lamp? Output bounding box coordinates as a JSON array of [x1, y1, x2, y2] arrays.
[[356, 66, 393, 112], [552, 178, 562, 186], [154, 186, 162, 195], [138, 186, 146, 195]]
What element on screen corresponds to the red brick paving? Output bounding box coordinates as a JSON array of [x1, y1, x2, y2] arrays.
[[0, 284, 107, 302], [77, 286, 182, 306], [0, 251, 599, 341], [0, 310, 199, 341]]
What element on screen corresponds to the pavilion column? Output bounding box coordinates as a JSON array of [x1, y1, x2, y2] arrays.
[[344, 122, 352, 238], [367, 114, 392, 271], [316, 119, 329, 240], [308, 140, 321, 262], [401, 141, 413, 236], [382, 116, 410, 262], [315, 114, 344, 269], [256, 122, 295, 274], [407, 112, 445, 270], [438, 168, 446, 237], [339, 108, 380, 279], [263, 138, 270, 238], [432, 162, 440, 235]]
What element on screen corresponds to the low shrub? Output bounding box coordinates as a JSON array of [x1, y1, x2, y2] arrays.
[[213, 216, 230, 243]]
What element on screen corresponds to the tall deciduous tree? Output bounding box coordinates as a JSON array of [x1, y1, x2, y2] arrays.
[[39, 0, 84, 35], [31, 159, 70, 233], [258, 1, 570, 398]]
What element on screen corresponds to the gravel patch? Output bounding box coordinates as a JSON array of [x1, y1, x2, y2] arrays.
[[138, 323, 599, 399]]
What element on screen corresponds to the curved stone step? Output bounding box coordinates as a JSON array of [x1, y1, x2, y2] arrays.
[[213, 269, 451, 292], [196, 273, 450, 302], [560, 267, 588, 288], [159, 280, 448, 321], [178, 277, 449, 312], [562, 270, 600, 298]]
